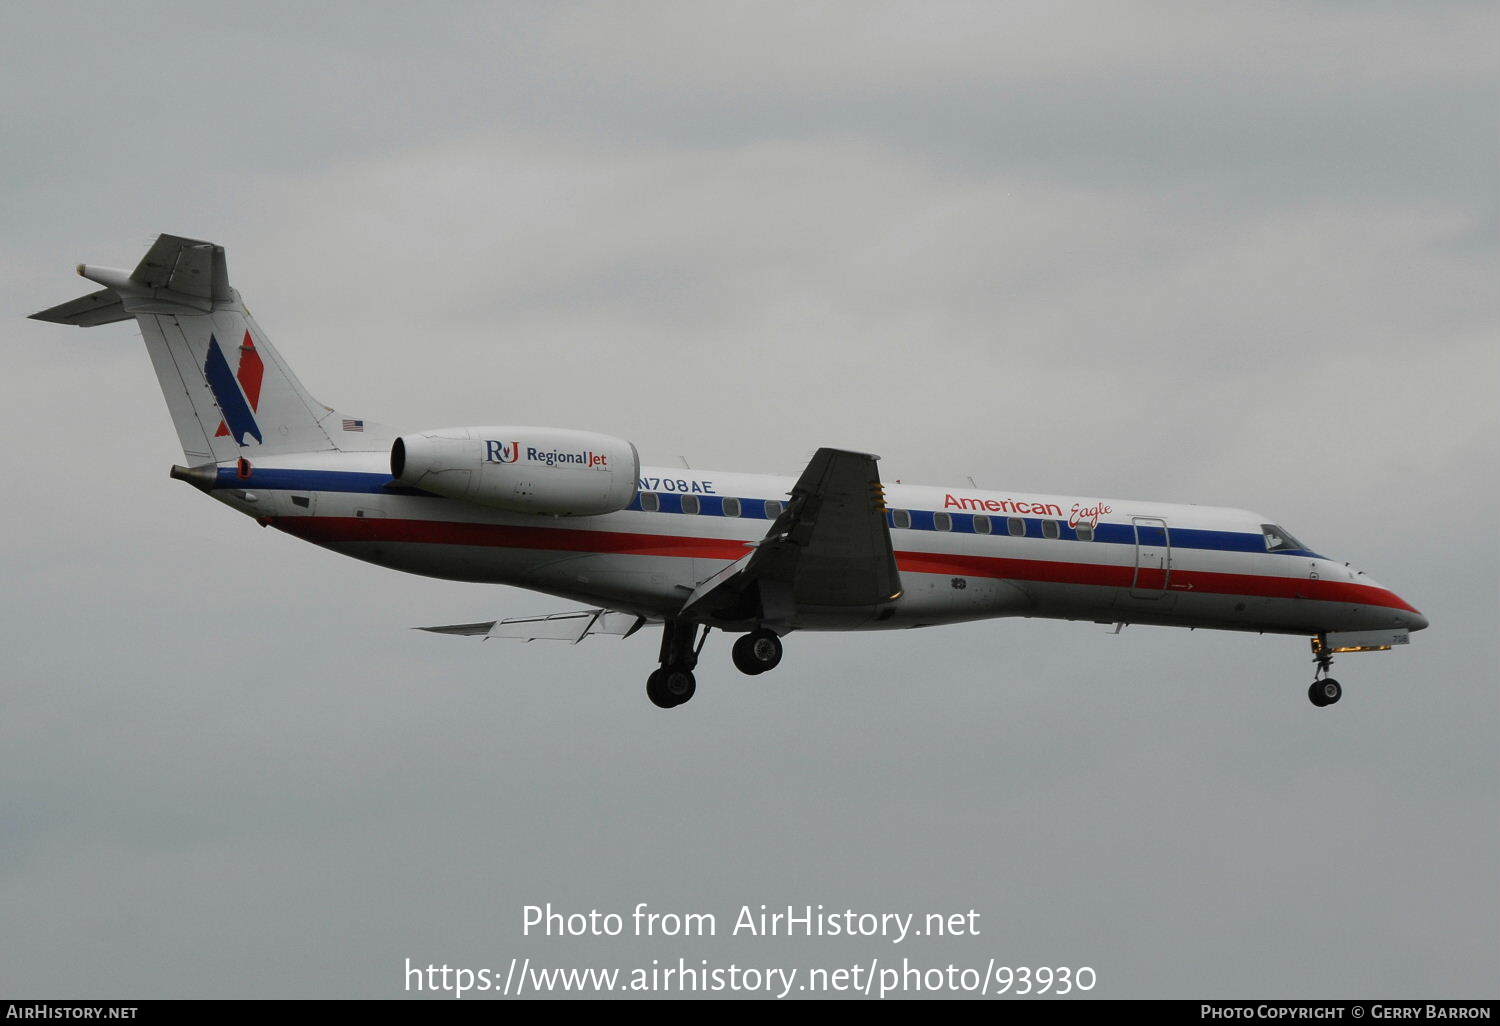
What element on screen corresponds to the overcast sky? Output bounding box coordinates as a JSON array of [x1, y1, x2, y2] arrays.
[[2, 1, 1496, 999]]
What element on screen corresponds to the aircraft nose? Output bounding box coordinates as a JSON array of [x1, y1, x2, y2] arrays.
[[1349, 564, 1427, 632]]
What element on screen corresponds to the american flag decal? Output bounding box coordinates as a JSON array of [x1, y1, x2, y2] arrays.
[[342, 419, 364, 432]]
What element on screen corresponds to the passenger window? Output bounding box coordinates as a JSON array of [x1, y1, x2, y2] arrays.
[[1008, 517, 1026, 537], [764, 499, 783, 519], [934, 511, 952, 532], [681, 494, 701, 515], [723, 497, 741, 517], [1043, 520, 1060, 539], [1075, 524, 1094, 542], [640, 492, 660, 512], [892, 509, 912, 530], [973, 514, 991, 535]]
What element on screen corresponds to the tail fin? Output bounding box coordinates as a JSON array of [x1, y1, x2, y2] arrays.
[[31, 234, 379, 462]]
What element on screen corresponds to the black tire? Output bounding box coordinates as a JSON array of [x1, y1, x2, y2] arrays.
[[662, 666, 696, 705], [732, 635, 766, 675], [1308, 679, 1342, 707], [733, 629, 783, 675], [646, 668, 677, 709]]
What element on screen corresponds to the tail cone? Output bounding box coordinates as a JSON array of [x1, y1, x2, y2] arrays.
[[169, 464, 217, 492]]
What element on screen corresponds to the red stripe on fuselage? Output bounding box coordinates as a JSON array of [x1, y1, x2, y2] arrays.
[[279, 515, 748, 560], [893, 550, 1416, 611], [273, 516, 1419, 613]]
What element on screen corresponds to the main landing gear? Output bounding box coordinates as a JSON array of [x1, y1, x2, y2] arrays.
[[645, 624, 788, 708], [732, 629, 783, 676], [647, 666, 696, 709], [646, 619, 707, 709], [1308, 633, 1343, 708]]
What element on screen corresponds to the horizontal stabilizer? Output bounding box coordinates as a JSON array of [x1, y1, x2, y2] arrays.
[[29, 287, 131, 326], [30, 235, 227, 326], [418, 609, 647, 643]]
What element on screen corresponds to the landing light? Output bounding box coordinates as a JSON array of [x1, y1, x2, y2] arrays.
[[1315, 629, 1410, 655]]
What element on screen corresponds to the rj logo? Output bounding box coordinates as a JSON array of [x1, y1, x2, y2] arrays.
[[485, 440, 520, 464]]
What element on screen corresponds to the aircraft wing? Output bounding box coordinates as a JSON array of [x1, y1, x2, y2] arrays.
[[417, 609, 648, 643], [683, 447, 901, 623]]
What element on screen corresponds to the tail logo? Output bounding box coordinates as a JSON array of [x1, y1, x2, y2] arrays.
[[204, 331, 265, 446]]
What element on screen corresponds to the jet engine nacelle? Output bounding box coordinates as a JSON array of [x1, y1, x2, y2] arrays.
[[391, 426, 640, 516]]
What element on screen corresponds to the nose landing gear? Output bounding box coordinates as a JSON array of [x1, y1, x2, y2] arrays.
[[1308, 634, 1343, 708], [1308, 678, 1342, 707]]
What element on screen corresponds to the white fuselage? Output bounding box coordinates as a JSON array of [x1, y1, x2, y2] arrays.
[[29, 232, 1427, 710], [205, 451, 1426, 638]]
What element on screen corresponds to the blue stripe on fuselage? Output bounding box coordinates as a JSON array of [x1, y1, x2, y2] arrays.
[[214, 466, 1322, 558], [214, 467, 430, 495]]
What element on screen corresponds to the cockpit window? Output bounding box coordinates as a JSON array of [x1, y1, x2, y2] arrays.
[[1261, 524, 1305, 552]]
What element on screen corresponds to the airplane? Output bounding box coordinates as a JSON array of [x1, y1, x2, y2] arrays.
[[30, 234, 1428, 709]]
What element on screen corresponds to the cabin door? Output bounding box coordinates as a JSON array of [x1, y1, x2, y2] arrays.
[[1130, 516, 1172, 598]]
